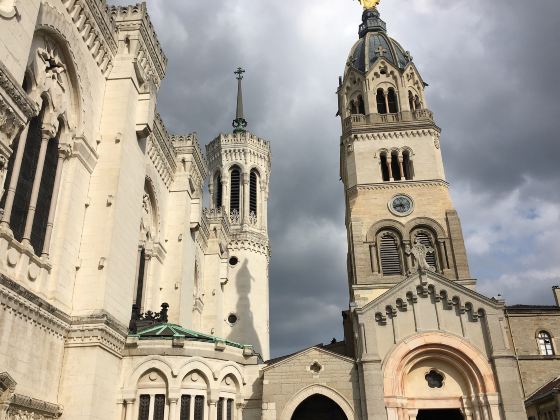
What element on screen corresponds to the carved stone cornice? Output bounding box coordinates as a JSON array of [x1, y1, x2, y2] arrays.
[[0, 61, 38, 120], [206, 132, 271, 175], [348, 179, 449, 195], [62, 0, 118, 75], [110, 4, 168, 87], [0, 275, 70, 338], [229, 232, 270, 257], [7, 394, 63, 418], [344, 128, 441, 143]]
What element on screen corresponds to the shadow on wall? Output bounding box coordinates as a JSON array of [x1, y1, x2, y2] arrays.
[[228, 259, 262, 357]]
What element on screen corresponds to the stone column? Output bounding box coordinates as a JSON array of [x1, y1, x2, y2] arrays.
[[208, 399, 217, 420], [236, 402, 246, 420], [41, 142, 72, 257], [387, 156, 393, 181], [123, 398, 135, 420], [438, 240, 448, 270], [398, 155, 405, 180], [370, 243, 378, 273], [222, 178, 229, 215], [242, 172, 249, 226], [1, 123, 30, 228], [209, 181, 215, 209], [384, 90, 390, 114], [22, 126, 54, 246], [168, 397, 179, 420]]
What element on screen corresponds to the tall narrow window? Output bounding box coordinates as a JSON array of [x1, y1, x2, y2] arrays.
[[227, 399, 234, 420], [391, 151, 401, 181], [376, 89, 387, 114], [153, 395, 165, 420], [538, 331, 554, 356], [134, 247, 146, 311], [31, 133, 59, 253], [250, 170, 258, 215], [215, 174, 223, 208], [138, 395, 150, 420], [380, 153, 390, 182], [180, 395, 191, 420], [408, 91, 415, 111], [194, 396, 205, 420], [379, 232, 403, 275], [217, 398, 224, 420], [349, 100, 357, 114], [8, 110, 44, 242], [358, 95, 366, 115], [387, 88, 399, 113], [230, 167, 240, 215], [403, 150, 413, 180], [414, 95, 422, 110], [414, 231, 437, 270]]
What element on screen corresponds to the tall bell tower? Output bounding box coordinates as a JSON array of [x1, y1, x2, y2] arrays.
[[338, 6, 473, 306], [206, 68, 271, 360]]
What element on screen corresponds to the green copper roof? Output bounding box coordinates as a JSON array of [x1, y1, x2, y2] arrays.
[[131, 323, 246, 349]]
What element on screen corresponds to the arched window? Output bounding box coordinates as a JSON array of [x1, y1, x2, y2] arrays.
[[136, 369, 168, 420], [380, 152, 390, 182], [229, 166, 241, 215], [357, 95, 366, 115], [403, 150, 414, 180], [215, 173, 223, 208], [250, 169, 258, 216], [349, 100, 357, 115], [387, 88, 399, 113], [376, 89, 387, 114], [378, 231, 403, 276], [408, 90, 415, 111], [180, 370, 208, 420], [412, 230, 438, 271], [538, 331, 554, 356], [391, 151, 401, 181]]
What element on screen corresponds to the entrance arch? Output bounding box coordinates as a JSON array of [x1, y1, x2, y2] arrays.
[[281, 385, 354, 420], [383, 332, 502, 420], [291, 394, 347, 420]]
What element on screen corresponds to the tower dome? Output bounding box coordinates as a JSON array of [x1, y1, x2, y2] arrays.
[[347, 8, 412, 74]]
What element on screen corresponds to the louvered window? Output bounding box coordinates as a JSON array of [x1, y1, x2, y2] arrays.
[[215, 175, 223, 208], [138, 395, 150, 420], [230, 168, 240, 214], [379, 233, 402, 275], [227, 399, 234, 420], [194, 396, 205, 420], [180, 395, 191, 420], [153, 395, 165, 420], [538, 331, 554, 356], [415, 232, 437, 270], [250, 171, 258, 215], [217, 398, 224, 420]]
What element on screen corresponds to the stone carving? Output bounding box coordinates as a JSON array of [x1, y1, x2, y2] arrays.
[[249, 211, 257, 225], [230, 209, 240, 225], [129, 302, 169, 334], [406, 238, 435, 272]]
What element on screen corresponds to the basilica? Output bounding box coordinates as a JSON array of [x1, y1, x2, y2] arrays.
[[0, 1, 559, 420]]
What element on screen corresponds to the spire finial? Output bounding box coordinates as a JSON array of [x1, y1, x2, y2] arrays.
[[233, 67, 247, 134], [357, 0, 380, 10]]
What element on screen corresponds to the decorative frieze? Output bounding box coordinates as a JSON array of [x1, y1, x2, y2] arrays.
[[62, 0, 118, 75], [5, 393, 63, 419], [349, 179, 449, 194], [205, 132, 271, 172], [229, 232, 270, 257], [345, 128, 440, 143]]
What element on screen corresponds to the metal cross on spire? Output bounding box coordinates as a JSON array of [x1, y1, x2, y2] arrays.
[[233, 67, 248, 133]]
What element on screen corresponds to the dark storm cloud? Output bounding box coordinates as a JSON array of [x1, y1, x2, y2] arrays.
[[110, 0, 560, 356]]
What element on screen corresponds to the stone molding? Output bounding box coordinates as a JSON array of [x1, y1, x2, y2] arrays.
[[6, 393, 63, 418], [229, 232, 270, 257], [0, 60, 38, 120], [65, 321, 126, 358], [61, 0, 117, 75], [344, 128, 440, 143], [110, 4, 168, 87], [348, 179, 449, 194], [0, 275, 70, 338]]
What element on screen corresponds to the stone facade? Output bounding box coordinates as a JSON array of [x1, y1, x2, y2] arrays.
[[0, 2, 559, 420]]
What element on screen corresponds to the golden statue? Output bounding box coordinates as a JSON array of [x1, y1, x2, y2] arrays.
[[358, 0, 381, 9]]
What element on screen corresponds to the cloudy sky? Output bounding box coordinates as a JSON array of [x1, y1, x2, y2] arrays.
[[111, 0, 560, 357]]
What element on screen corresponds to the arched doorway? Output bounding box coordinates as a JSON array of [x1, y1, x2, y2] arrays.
[[417, 409, 463, 420], [291, 394, 348, 420]]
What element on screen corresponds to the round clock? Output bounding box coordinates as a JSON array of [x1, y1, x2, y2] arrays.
[[389, 195, 414, 216]]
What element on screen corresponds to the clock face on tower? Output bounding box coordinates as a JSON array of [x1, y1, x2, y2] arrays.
[[389, 195, 414, 216]]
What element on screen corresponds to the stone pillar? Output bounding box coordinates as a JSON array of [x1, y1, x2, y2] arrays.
[[242, 172, 249, 227], [208, 399, 217, 420], [41, 142, 72, 257], [22, 127, 53, 246], [222, 178, 229, 215], [236, 402, 246, 420], [359, 359, 386, 420], [123, 398, 135, 420], [209, 181, 215, 209], [398, 155, 405, 180], [387, 156, 393, 181], [1, 123, 30, 228], [384, 90, 390, 114], [168, 397, 179, 420]]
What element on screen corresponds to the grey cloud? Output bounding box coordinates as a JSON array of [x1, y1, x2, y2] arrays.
[[110, 0, 560, 356]]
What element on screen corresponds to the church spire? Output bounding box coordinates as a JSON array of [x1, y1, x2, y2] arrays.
[[232, 67, 248, 133]]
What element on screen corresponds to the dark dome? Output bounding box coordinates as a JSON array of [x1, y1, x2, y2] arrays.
[[347, 8, 412, 73]]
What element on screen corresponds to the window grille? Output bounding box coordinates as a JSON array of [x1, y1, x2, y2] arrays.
[[153, 395, 165, 420], [379, 233, 402, 275], [180, 395, 191, 420], [194, 396, 205, 420], [538, 331, 554, 356], [250, 171, 258, 215], [415, 232, 437, 269], [138, 395, 150, 420], [217, 398, 224, 420], [227, 399, 234, 420], [230, 168, 240, 213], [215, 175, 223, 208]]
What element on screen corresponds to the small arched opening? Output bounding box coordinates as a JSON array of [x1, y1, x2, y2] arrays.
[[403, 149, 414, 180], [250, 169, 259, 218], [387, 88, 399, 113], [291, 394, 348, 420], [380, 152, 390, 182], [376, 88, 387, 114], [390, 151, 401, 181], [357, 95, 366, 115], [214, 172, 223, 209]]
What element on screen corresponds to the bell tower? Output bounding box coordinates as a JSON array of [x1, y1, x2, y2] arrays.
[[206, 68, 271, 360], [338, 6, 473, 305]]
